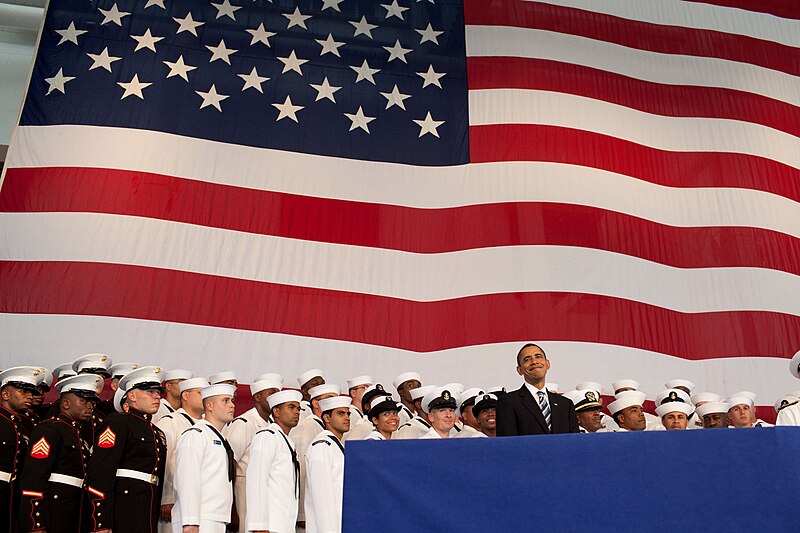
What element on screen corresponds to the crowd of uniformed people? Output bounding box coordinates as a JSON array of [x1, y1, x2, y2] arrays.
[[2, 345, 800, 532]]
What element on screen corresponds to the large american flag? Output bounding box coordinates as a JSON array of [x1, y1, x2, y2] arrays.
[[1, 0, 799, 408]]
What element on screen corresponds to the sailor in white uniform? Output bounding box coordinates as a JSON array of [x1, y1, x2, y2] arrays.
[[576, 381, 618, 431], [223, 375, 282, 533], [172, 383, 236, 533], [419, 387, 458, 439], [246, 389, 302, 533], [364, 396, 401, 440], [343, 384, 392, 441], [611, 379, 663, 431], [454, 388, 485, 438], [689, 392, 722, 429], [157, 377, 208, 533], [154, 369, 193, 423], [607, 391, 647, 432], [342, 375, 372, 441], [394, 385, 436, 439], [695, 401, 730, 428], [775, 393, 800, 426], [393, 372, 422, 426], [471, 393, 498, 437], [655, 401, 694, 431], [304, 396, 352, 533], [297, 369, 326, 423]]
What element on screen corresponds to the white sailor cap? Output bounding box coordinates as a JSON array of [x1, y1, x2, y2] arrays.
[[654, 388, 692, 406], [308, 383, 340, 399], [473, 393, 499, 416], [695, 401, 730, 418], [163, 369, 192, 382], [254, 373, 284, 387], [0, 367, 45, 392], [727, 395, 754, 408], [268, 389, 303, 409], [423, 386, 458, 412], [113, 386, 127, 413], [655, 402, 694, 418], [775, 395, 799, 413], [730, 390, 757, 401], [691, 392, 722, 405], [109, 363, 139, 379], [790, 350, 800, 379], [55, 374, 103, 401], [410, 384, 435, 401], [72, 353, 113, 377], [563, 389, 603, 412], [664, 379, 695, 392], [545, 383, 560, 393], [297, 369, 324, 387], [575, 381, 604, 395], [346, 375, 373, 389], [119, 366, 163, 393], [53, 363, 77, 380], [319, 396, 351, 413], [607, 391, 647, 415], [368, 396, 400, 419], [201, 383, 236, 400], [612, 379, 640, 392], [393, 371, 421, 390], [251, 377, 282, 395], [179, 377, 210, 393], [208, 371, 236, 384]]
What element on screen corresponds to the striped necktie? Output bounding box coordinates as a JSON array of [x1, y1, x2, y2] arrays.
[[537, 391, 551, 431]]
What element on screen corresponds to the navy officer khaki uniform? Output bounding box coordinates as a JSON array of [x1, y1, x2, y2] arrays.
[[496, 385, 580, 435], [0, 405, 31, 532], [18, 412, 90, 532], [85, 408, 167, 532]]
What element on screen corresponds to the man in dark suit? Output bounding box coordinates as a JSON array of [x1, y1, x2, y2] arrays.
[[496, 343, 579, 436]]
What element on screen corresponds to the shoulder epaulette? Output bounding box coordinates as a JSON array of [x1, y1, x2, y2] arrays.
[[311, 439, 331, 446], [256, 428, 275, 435], [181, 427, 202, 435], [232, 417, 247, 424], [161, 414, 174, 420], [398, 422, 410, 429]]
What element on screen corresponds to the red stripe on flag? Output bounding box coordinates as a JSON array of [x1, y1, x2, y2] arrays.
[[469, 124, 800, 204], [682, 0, 800, 20], [467, 56, 800, 139], [1, 260, 797, 359], [2, 168, 799, 274], [464, 0, 800, 76]]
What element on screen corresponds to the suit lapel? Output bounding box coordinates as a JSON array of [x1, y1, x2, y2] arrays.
[[519, 386, 549, 433]]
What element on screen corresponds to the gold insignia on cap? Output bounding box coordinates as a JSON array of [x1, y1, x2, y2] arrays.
[[483, 394, 490, 401], [669, 391, 678, 401], [33, 370, 40, 376], [781, 400, 789, 407], [101, 356, 107, 362], [155, 367, 161, 373], [132, 364, 139, 369], [586, 391, 596, 402], [95, 377, 102, 383], [442, 390, 451, 400], [376, 384, 384, 391]]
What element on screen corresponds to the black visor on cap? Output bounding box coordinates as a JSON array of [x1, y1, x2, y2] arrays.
[[131, 381, 164, 393], [429, 397, 457, 411], [3, 381, 39, 393], [369, 399, 400, 420], [473, 398, 498, 416]]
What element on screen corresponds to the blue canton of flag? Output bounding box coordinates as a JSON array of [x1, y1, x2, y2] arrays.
[[22, 0, 469, 166]]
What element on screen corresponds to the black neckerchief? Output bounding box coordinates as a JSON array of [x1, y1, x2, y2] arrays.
[[417, 416, 431, 429], [312, 417, 325, 431], [179, 412, 196, 426], [327, 433, 344, 454], [275, 429, 299, 498], [206, 423, 235, 482]]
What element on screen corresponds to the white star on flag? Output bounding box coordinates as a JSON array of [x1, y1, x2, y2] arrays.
[[383, 40, 411, 63], [144, 0, 166, 9], [350, 16, 377, 39], [350, 59, 380, 85], [321, 0, 345, 11], [173, 13, 204, 36], [310, 77, 341, 103], [44, 68, 75, 95], [196, 84, 229, 111], [316, 34, 345, 57], [283, 7, 312, 29], [381, 0, 409, 20], [415, 23, 443, 45], [272, 95, 304, 122], [117, 74, 152, 100], [99, 4, 131, 26], [278, 50, 308, 75], [206, 40, 237, 65], [238, 67, 270, 93], [131, 29, 164, 53], [246, 23, 275, 46], [55, 22, 87, 46], [344, 106, 376, 133], [417, 64, 445, 88], [211, 0, 241, 21], [380, 84, 411, 110], [413, 112, 445, 137], [163, 56, 197, 82], [87, 48, 121, 73]]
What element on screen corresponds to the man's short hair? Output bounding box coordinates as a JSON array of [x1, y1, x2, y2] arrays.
[[516, 343, 546, 366]]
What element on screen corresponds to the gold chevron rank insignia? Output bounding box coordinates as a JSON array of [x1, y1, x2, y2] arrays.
[[98, 427, 116, 448], [30, 437, 51, 459]]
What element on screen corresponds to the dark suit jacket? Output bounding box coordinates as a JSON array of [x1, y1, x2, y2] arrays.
[[496, 384, 580, 436]]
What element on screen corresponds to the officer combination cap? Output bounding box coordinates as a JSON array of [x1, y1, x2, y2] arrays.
[[655, 388, 692, 406], [251, 377, 283, 395], [393, 371, 421, 390], [319, 396, 351, 413], [458, 388, 485, 410], [695, 401, 730, 418], [563, 389, 603, 412], [774, 394, 799, 413], [180, 377, 210, 393], [268, 389, 303, 409], [119, 366, 164, 393], [113, 386, 127, 413], [201, 383, 236, 400], [691, 392, 721, 405], [611, 379, 640, 392], [664, 379, 695, 392], [423, 387, 458, 412], [442, 382, 465, 396], [254, 373, 284, 387], [607, 391, 647, 415], [55, 374, 103, 401], [208, 370, 236, 384], [362, 384, 392, 407], [727, 395, 753, 408], [790, 350, 800, 379], [298, 369, 324, 387], [545, 383, 560, 393], [346, 375, 373, 389], [485, 385, 506, 395], [655, 401, 694, 418], [308, 383, 340, 399], [163, 369, 193, 382], [0, 366, 45, 392], [368, 396, 400, 419], [109, 362, 139, 379], [473, 393, 498, 416], [53, 363, 77, 380], [38, 368, 54, 391], [575, 381, 604, 395], [72, 353, 113, 377], [410, 385, 436, 401]]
